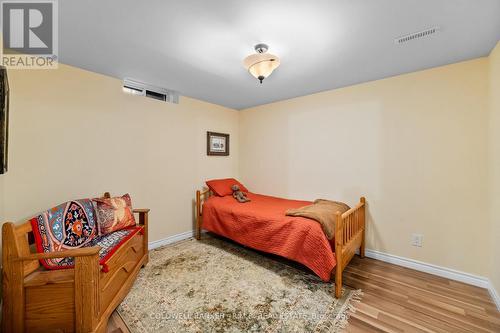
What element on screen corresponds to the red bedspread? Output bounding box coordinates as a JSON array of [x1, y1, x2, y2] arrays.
[[202, 192, 336, 282]]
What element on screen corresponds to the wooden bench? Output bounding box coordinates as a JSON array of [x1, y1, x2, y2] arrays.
[[1, 193, 149, 333]]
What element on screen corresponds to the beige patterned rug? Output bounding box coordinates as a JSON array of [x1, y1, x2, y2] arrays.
[[118, 234, 362, 333]]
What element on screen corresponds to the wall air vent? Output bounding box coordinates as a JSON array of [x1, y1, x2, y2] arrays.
[[122, 78, 179, 104], [395, 27, 440, 44]]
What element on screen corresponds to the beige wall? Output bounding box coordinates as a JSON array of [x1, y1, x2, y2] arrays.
[[489, 42, 500, 292], [0, 64, 239, 244], [240, 58, 491, 277], [0, 51, 497, 286]]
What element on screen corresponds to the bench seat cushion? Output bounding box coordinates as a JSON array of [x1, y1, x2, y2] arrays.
[[93, 226, 143, 272]]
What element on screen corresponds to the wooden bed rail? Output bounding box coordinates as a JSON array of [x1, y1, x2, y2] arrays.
[[334, 196, 366, 297]]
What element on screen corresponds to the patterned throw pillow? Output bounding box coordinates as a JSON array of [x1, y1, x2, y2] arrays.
[[30, 199, 98, 269], [93, 193, 136, 235]]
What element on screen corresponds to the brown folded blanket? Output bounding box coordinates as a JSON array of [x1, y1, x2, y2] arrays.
[[286, 199, 350, 239]]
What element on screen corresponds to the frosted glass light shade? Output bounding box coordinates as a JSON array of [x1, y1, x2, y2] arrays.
[[243, 53, 280, 83]]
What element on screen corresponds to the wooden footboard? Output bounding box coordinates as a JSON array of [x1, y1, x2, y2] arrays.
[[334, 197, 366, 298]]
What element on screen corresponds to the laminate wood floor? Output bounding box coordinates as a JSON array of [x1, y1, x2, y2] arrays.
[[107, 256, 500, 333], [343, 257, 500, 333]]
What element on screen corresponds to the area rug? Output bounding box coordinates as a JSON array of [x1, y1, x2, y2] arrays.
[[118, 234, 362, 333]]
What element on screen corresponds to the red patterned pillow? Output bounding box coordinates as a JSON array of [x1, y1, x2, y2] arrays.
[[30, 199, 98, 269], [93, 194, 136, 235], [206, 178, 249, 196]]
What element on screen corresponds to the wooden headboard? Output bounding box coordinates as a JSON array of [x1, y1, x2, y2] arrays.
[[195, 187, 212, 239]]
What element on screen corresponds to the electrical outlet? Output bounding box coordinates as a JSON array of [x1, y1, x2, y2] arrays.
[[411, 234, 424, 247]]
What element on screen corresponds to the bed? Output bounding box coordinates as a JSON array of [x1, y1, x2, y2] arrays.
[[195, 182, 366, 298]]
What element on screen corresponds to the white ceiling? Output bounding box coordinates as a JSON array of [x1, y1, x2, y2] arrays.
[[59, 0, 500, 109]]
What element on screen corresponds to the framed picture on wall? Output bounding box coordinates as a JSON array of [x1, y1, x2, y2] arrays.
[[0, 67, 9, 174], [207, 131, 229, 156]]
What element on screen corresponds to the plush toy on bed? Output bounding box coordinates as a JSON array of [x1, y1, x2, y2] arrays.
[[232, 185, 250, 203]]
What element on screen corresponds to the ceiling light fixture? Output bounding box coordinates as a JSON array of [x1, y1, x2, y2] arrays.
[[243, 43, 280, 84]]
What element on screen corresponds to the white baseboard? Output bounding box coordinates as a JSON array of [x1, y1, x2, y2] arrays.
[[146, 231, 500, 311], [488, 281, 500, 311], [365, 249, 500, 311], [364, 249, 488, 287], [148, 230, 194, 250]]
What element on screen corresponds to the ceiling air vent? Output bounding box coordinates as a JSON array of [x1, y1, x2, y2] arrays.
[[395, 27, 440, 44], [122, 78, 179, 104]]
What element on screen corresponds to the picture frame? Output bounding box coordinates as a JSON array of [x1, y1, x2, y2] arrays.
[[0, 67, 9, 174], [207, 131, 229, 156]]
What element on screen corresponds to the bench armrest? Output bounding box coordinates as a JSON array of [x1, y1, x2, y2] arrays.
[[133, 208, 149, 255], [133, 208, 149, 228], [15, 246, 101, 262], [133, 208, 150, 214]]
